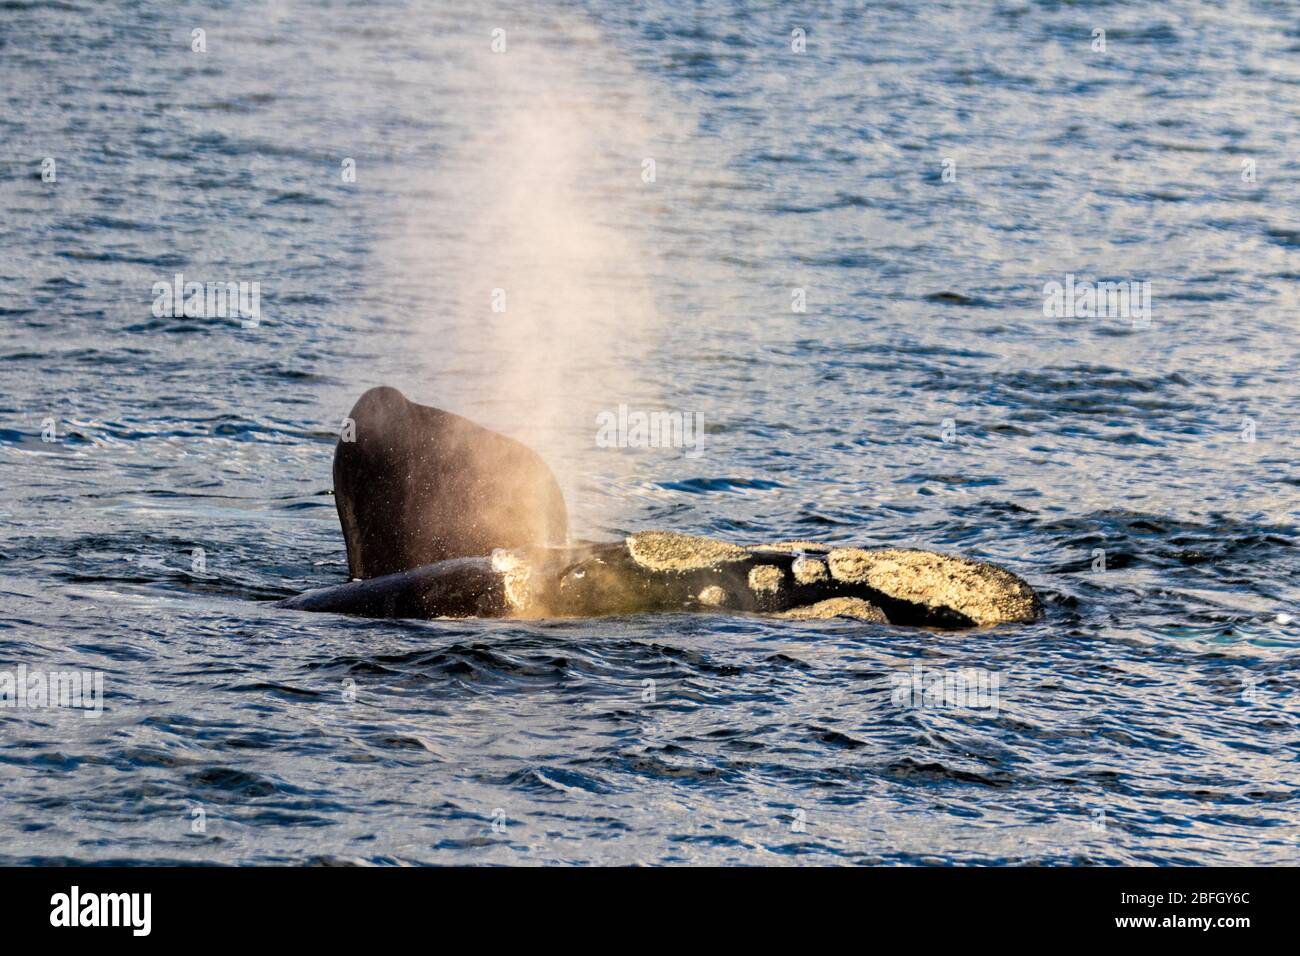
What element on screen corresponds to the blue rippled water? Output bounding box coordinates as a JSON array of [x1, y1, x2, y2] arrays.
[[0, 0, 1297, 865]]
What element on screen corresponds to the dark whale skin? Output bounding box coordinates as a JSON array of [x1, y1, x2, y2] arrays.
[[275, 558, 506, 618], [333, 386, 568, 579]]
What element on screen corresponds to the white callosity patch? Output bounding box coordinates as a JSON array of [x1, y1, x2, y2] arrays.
[[826, 548, 1040, 626], [625, 531, 750, 572], [697, 585, 727, 607], [791, 555, 829, 584], [747, 564, 784, 594], [780, 598, 888, 623]]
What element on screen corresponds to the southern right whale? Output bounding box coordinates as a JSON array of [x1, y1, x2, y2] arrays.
[[279, 387, 1042, 626]]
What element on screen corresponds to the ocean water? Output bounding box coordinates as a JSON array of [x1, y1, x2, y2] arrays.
[[0, 0, 1297, 865]]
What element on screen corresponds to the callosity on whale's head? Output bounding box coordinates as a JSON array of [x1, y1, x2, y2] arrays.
[[824, 547, 1041, 625]]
